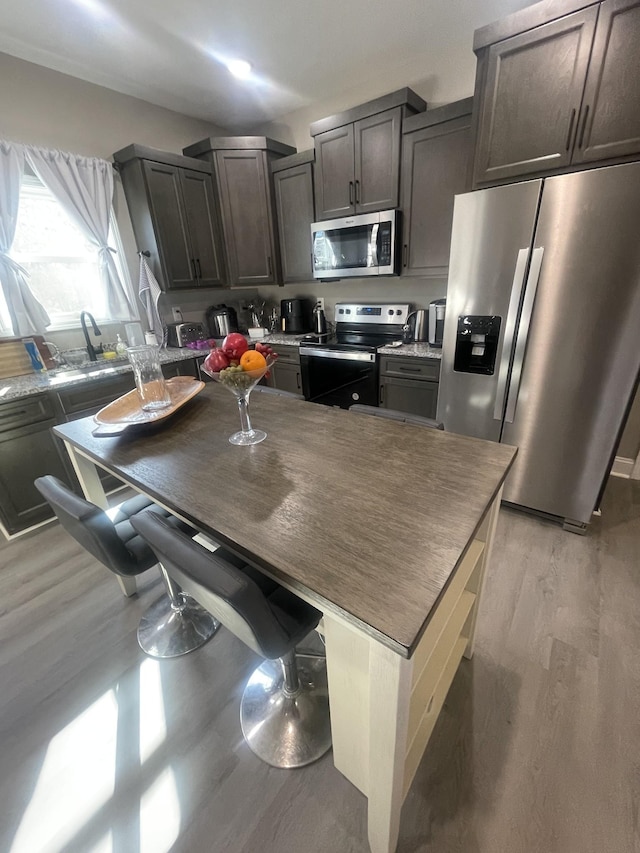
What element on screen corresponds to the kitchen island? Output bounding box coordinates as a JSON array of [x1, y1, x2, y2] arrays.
[[53, 384, 516, 853]]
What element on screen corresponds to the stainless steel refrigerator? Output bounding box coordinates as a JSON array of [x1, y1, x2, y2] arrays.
[[437, 162, 640, 532]]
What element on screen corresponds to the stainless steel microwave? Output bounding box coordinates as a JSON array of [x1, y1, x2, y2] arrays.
[[311, 209, 401, 279]]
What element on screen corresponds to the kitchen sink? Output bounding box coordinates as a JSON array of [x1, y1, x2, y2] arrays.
[[45, 359, 130, 385]]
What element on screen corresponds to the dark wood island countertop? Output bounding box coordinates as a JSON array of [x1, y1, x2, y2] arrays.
[[54, 384, 517, 658]]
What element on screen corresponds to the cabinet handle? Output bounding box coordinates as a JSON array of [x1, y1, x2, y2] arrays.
[[379, 384, 384, 404], [355, 179, 360, 204], [403, 244, 408, 268], [196, 258, 202, 278], [577, 105, 590, 148], [267, 256, 273, 277], [349, 181, 354, 206], [296, 371, 301, 391], [399, 365, 421, 373], [190, 258, 197, 279], [565, 108, 576, 151]]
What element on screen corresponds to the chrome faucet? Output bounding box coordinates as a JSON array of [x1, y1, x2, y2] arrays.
[[80, 311, 102, 361]]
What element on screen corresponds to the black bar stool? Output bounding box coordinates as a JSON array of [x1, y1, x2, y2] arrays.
[[34, 475, 225, 658], [130, 509, 332, 769]]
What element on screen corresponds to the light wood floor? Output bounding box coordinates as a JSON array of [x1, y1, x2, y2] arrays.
[[1, 476, 638, 853]]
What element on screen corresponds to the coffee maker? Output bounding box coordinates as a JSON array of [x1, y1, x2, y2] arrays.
[[281, 299, 309, 334], [428, 299, 447, 347]]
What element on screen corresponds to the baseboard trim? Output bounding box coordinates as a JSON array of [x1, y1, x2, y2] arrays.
[[611, 456, 636, 479]]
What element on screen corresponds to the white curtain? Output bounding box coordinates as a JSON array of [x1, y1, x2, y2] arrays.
[[0, 140, 50, 336], [25, 146, 134, 320]]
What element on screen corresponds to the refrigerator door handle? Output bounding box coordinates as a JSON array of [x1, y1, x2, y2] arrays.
[[504, 247, 545, 424], [493, 248, 530, 421]]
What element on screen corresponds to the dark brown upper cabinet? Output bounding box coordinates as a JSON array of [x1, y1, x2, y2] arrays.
[[472, 0, 640, 187], [310, 88, 426, 221], [573, 0, 640, 165], [183, 137, 296, 287], [272, 151, 315, 283], [401, 99, 473, 278], [113, 145, 226, 291]]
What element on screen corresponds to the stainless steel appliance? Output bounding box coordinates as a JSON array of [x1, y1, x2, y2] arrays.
[[300, 302, 410, 408], [437, 163, 640, 532], [166, 322, 206, 347], [403, 309, 428, 343], [281, 298, 310, 334], [311, 210, 400, 279], [428, 299, 446, 347], [206, 304, 238, 338], [313, 301, 328, 339]]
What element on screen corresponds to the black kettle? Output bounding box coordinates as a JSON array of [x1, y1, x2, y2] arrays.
[[313, 302, 327, 336]]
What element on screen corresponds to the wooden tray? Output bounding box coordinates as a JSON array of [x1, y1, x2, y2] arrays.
[[94, 376, 205, 426]]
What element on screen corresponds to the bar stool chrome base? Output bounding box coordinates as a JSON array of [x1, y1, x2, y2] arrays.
[[240, 653, 332, 768], [137, 593, 219, 658]]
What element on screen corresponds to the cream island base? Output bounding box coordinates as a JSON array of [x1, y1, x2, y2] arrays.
[[54, 385, 514, 853]]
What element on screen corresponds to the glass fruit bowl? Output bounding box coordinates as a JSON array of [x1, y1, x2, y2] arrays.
[[201, 358, 275, 445]]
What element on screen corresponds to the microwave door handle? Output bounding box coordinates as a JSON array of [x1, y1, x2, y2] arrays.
[[504, 247, 544, 423], [493, 248, 530, 421], [370, 223, 379, 268]]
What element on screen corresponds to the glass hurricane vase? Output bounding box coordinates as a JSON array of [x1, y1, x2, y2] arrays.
[[201, 360, 273, 445]]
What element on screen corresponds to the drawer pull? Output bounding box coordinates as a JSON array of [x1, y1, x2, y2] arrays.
[[399, 365, 422, 373]]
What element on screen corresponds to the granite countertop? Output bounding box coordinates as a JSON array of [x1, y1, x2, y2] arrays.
[[261, 333, 308, 346], [0, 347, 197, 402], [0, 339, 441, 404], [377, 342, 443, 359]]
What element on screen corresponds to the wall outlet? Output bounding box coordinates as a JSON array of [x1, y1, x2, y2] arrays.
[[316, 297, 325, 312], [171, 307, 183, 322]]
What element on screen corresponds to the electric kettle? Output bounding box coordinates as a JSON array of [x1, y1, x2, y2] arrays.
[[402, 309, 428, 343], [313, 302, 327, 336]]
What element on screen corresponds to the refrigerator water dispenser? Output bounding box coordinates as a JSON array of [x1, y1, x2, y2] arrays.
[[453, 315, 502, 375]]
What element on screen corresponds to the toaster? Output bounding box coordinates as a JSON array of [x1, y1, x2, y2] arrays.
[[166, 322, 206, 347]]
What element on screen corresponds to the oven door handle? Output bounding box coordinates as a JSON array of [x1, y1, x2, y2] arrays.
[[302, 348, 376, 363]]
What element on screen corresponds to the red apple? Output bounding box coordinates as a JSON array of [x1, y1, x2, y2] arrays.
[[203, 348, 229, 373], [221, 333, 249, 361]]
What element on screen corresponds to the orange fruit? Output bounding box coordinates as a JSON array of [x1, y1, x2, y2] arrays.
[[240, 350, 267, 372]]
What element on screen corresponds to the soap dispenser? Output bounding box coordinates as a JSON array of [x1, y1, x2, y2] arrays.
[[115, 333, 127, 356]]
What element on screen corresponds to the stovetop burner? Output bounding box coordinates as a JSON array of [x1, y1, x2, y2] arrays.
[[299, 301, 411, 353]]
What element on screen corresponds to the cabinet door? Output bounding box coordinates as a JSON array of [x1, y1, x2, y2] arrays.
[[379, 376, 439, 420], [401, 115, 472, 277], [473, 7, 598, 185], [273, 163, 315, 283], [572, 0, 640, 164], [162, 359, 198, 379], [215, 150, 278, 286], [314, 124, 356, 220], [267, 361, 302, 395], [0, 419, 73, 535], [354, 107, 402, 214], [180, 169, 226, 286], [143, 161, 197, 289]]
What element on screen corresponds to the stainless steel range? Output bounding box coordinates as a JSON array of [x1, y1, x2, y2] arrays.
[[300, 302, 410, 408]]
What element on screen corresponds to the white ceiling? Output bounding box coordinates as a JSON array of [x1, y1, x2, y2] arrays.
[[0, 0, 536, 131]]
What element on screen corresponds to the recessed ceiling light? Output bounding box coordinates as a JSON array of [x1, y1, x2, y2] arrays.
[[226, 59, 252, 80]]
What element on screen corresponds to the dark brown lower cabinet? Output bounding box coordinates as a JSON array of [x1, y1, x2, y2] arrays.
[[266, 345, 302, 396], [56, 374, 137, 494], [0, 395, 74, 536], [378, 356, 440, 420]]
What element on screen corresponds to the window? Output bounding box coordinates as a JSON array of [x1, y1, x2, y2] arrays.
[[0, 174, 134, 333]]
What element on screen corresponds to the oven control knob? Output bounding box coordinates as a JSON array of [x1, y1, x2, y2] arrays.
[[338, 308, 344, 314], [388, 309, 394, 315]]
